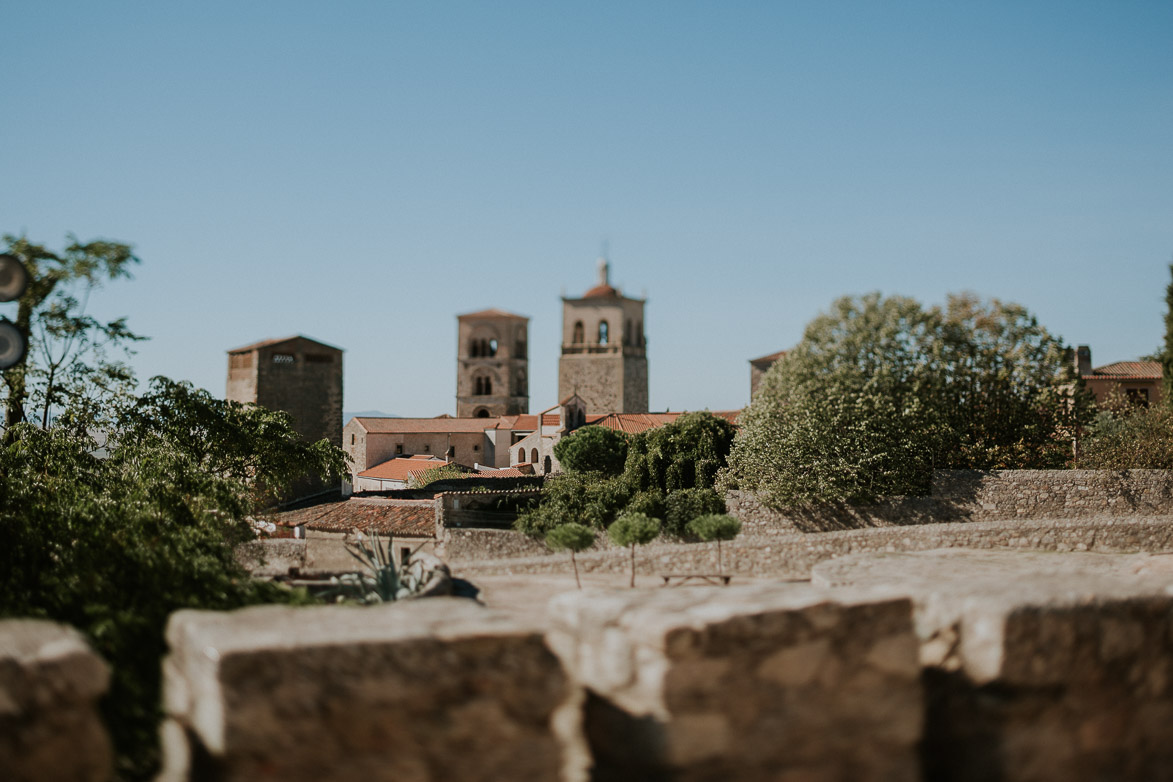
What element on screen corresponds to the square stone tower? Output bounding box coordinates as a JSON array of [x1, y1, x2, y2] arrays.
[[558, 259, 648, 414], [456, 309, 529, 418], [226, 335, 343, 448]]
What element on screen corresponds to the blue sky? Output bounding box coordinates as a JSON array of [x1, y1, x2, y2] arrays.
[[4, 1, 1171, 415]]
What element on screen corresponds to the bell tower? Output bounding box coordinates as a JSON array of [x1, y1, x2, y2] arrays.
[[456, 309, 529, 418], [557, 260, 648, 413]]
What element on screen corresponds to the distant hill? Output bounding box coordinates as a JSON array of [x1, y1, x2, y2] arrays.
[[343, 410, 398, 421]]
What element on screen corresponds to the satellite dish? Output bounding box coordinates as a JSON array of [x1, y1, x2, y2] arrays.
[[0, 254, 29, 302], [0, 318, 27, 369]]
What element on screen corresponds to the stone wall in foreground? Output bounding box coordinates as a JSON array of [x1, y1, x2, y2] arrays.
[[0, 620, 112, 782]]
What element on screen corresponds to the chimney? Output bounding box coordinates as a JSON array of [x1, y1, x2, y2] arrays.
[[1075, 345, 1092, 376]]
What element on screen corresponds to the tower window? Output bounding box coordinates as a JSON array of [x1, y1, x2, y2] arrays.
[[517, 448, 525, 463], [544, 456, 551, 473], [474, 376, 492, 395], [598, 321, 609, 345], [487, 338, 498, 356], [530, 448, 539, 464], [272, 353, 295, 364], [572, 321, 584, 344], [625, 320, 633, 345], [396, 444, 403, 455], [469, 339, 480, 358], [306, 353, 333, 364], [475, 408, 490, 418]]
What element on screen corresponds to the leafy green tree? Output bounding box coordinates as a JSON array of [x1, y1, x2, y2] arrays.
[[553, 424, 629, 476], [514, 471, 631, 535], [686, 514, 742, 575], [1080, 402, 1173, 468], [607, 511, 661, 587], [724, 292, 1088, 506], [664, 487, 726, 536], [626, 411, 737, 493], [545, 522, 596, 588], [1, 234, 141, 436]]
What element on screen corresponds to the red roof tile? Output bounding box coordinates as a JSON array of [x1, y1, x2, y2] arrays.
[[458, 308, 528, 320], [474, 467, 530, 478], [228, 335, 343, 354], [354, 417, 500, 434], [358, 456, 451, 482], [266, 498, 435, 537], [1090, 361, 1161, 380], [750, 350, 787, 366], [582, 283, 621, 299]]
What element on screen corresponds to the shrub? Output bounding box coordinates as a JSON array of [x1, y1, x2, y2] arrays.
[[607, 511, 662, 588], [686, 514, 742, 575], [545, 522, 597, 588], [554, 425, 629, 476], [664, 487, 726, 536]]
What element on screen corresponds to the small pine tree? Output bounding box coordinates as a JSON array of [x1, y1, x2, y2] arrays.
[[686, 514, 742, 575], [607, 512, 662, 587], [545, 523, 596, 589]]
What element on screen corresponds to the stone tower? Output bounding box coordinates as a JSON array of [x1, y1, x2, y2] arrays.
[[456, 309, 529, 418], [226, 335, 344, 447], [226, 335, 344, 499], [558, 259, 648, 413]]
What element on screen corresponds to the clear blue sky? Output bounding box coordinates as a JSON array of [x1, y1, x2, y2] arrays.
[[4, 1, 1171, 415]]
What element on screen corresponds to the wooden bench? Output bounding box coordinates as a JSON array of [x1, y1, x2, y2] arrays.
[[660, 574, 732, 587]]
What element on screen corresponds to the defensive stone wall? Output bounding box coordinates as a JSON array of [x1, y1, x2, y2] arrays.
[[453, 515, 1173, 580], [727, 469, 1173, 532], [0, 620, 112, 782]]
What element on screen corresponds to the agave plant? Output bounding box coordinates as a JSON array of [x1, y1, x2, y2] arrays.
[[326, 532, 417, 603]]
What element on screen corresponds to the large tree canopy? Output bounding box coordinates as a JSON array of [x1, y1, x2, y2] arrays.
[[723, 292, 1088, 506]]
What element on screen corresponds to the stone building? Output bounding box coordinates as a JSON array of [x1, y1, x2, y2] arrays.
[[226, 335, 343, 449], [558, 259, 648, 413], [1074, 345, 1163, 407], [456, 309, 529, 418], [749, 349, 787, 400]]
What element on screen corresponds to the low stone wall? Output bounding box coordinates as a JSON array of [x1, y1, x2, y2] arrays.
[[0, 620, 112, 782], [160, 600, 570, 782], [934, 469, 1173, 521], [442, 528, 554, 560], [727, 470, 1173, 532], [236, 538, 306, 577], [452, 515, 1173, 580]]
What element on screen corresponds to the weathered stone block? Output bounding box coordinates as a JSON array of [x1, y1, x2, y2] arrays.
[[814, 549, 1173, 782], [548, 585, 921, 781], [0, 620, 112, 782], [162, 598, 569, 782]]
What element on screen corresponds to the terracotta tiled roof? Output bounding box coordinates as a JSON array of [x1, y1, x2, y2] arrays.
[[582, 283, 621, 299], [267, 498, 435, 537], [493, 414, 561, 431], [1090, 361, 1162, 380], [588, 410, 741, 435], [358, 456, 451, 482], [228, 335, 342, 354], [458, 308, 528, 320], [474, 467, 530, 478], [750, 350, 787, 366], [354, 417, 500, 434]]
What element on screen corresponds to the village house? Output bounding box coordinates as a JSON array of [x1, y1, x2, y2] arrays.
[[1075, 344, 1163, 407]]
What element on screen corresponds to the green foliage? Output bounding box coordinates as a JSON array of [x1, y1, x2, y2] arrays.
[[545, 522, 596, 553], [724, 292, 1091, 506], [2, 234, 142, 435], [625, 411, 736, 493], [626, 489, 666, 521], [514, 472, 631, 535], [664, 488, 726, 536], [406, 462, 471, 488], [553, 424, 629, 476], [607, 511, 662, 547], [686, 514, 742, 542], [1081, 404, 1173, 469]]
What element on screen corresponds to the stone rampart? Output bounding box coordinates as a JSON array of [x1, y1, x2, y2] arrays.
[[727, 469, 1173, 532], [548, 584, 922, 781], [0, 620, 112, 782], [453, 515, 1173, 580], [160, 599, 570, 782], [813, 550, 1173, 782]]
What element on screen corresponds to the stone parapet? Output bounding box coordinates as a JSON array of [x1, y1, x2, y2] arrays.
[[0, 620, 112, 782], [547, 585, 922, 781], [933, 469, 1173, 520], [813, 550, 1173, 782], [160, 599, 569, 782]]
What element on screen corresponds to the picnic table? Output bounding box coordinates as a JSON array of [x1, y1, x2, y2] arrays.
[[660, 574, 732, 587]]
